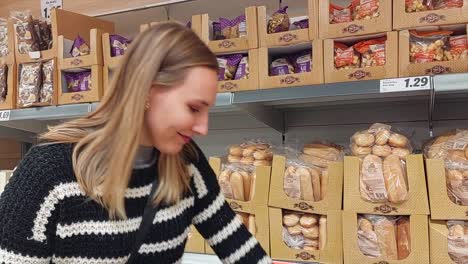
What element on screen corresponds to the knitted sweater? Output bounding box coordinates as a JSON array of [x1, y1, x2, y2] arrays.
[[0, 143, 271, 264]]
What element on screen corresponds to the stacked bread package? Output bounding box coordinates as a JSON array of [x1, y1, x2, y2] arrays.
[[447, 221, 468, 264], [218, 163, 256, 202], [357, 214, 411, 260], [227, 140, 274, 166], [282, 210, 327, 251], [350, 123, 412, 203], [424, 129, 468, 205]]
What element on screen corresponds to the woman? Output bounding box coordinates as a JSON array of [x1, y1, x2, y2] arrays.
[[0, 22, 271, 263]]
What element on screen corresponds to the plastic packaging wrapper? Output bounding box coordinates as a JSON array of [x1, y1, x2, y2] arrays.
[[445, 35, 468, 61], [329, 3, 353, 24], [270, 49, 312, 76], [218, 14, 247, 39], [65, 70, 91, 93], [424, 129, 468, 205], [292, 19, 309, 30], [354, 37, 387, 67], [18, 62, 41, 107], [282, 210, 326, 251], [409, 30, 452, 63], [350, 123, 413, 203], [110, 34, 131, 57], [282, 154, 322, 201], [40, 59, 54, 104], [405, 0, 434, 12], [234, 56, 249, 80], [10, 10, 52, 54], [358, 214, 411, 260], [217, 53, 243, 81], [70, 35, 90, 57], [291, 50, 312, 74], [334, 42, 361, 70], [227, 139, 274, 166], [447, 220, 468, 264], [268, 6, 290, 34], [0, 64, 7, 102], [352, 0, 381, 20], [218, 162, 255, 202], [0, 19, 8, 57], [270, 57, 294, 76]]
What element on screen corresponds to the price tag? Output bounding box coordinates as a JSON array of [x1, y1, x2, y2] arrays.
[[28, 51, 41, 60], [380, 76, 431, 93], [41, 0, 63, 20], [0, 110, 11, 121]]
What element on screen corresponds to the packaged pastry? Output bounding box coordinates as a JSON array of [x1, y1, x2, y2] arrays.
[[234, 56, 249, 80], [334, 42, 361, 69], [409, 30, 452, 63], [447, 220, 468, 264], [217, 53, 243, 81], [329, 3, 353, 24], [109, 34, 131, 57], [267, 6, 290, 34], [0, 64, 7, 102], [282, 156, 322, 201], [282, 210, 325, 251], [444, 35, 468, 61], [70, 35, 90, 57], [40, 59, 54, 104], [354, 37, 386, 67], [270, 57, 294, 76], [291, 50, 312, 74], [352, 0, 380, 20], [219, 14, 247, 39], [351, 123, 412, 203], [11, 10, 37, 54], [405, 0, 434, 12], [0, 19, 8, 57], [218, 163, 255, 202], [292, 19, 309, 30], [18, 62, 41, 107]]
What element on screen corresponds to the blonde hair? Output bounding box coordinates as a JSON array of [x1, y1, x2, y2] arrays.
[[40, 22, 218, 219]]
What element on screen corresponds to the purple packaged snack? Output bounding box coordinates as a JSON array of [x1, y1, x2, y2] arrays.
[[234, 56, 249, 80], [217, 57, 229, 81], [65, 72, 81, 92], [226, 53, 243, 76], [270, 57, 294, 76], [293, 18, 309, 29], [217, 54, 243, 81], [110, 34, 131, 57], [231, 14, 247, 38], [79, 70, 92, 91], [268, 6, 290, 34], [292, 50, 312, 73], [70, 35, 90, 57], [219, 17, 232, 39]]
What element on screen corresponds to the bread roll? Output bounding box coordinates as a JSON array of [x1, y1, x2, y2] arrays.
[[447, 169, 463, 188], [359, 218, 374, 232], [375, 130, 391, 145], [242, 148, 255, 157], [298, 167, 314, 201], [248, 215, 256, 236], [351, 144, 372, 156], [396, 218, 411, 260], [360, 155, 388, 202], [229, 145, 243, 156], [240, 156, 254, 165], [353, 132, 376, 147], [300, 215, 317, 228], [388, 133, 409, 148], [240, 171, 251, 201], [448, 150, 467, 163], [372, 145, 392, 157], [249, 172, 256, 200], [219, 169, 233, 199], [383, 155, 408, 204], [283, 213, 300, 227], [304, 238, 319, 248], [321, 169, 328, 200], [308, 168, 321, 201], [303, 144, 341, 161], [253, 150, 273, 160], [300, 154, 330, 168], [228, 155, 241, 163], [253, 159, 271, 166], [319, 216, 327, 250], [287, 224, 302, 236], [449, 224, 464, 237], [302, 226, 319, 239], [374, 217, 398, 260], [230, 172, 245, 201], [392, 148, 411, 160]]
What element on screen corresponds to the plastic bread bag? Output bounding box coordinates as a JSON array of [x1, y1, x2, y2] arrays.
[[444, 35, 468, 61], [0, 18, 8, 57], [334, 42, 361, 70], [40, 59, 54, 104], [405, 0, 434, 12], [364, 215, 399, 260], [227, 138, 274, 166], [357, 215, 381, 258], [354, 37, 387, 67], [352, 0, 380, 20], [329, 3, 353, 24], [218, 162, 255, 201], [0, 64, 6, 102], [282, 210, 322, 250], [70, 35, 90, 57], [409, 30, 452, 63], [18, 62, 41, 107], [10, 10, 38, 54], [267, 6, 290, 34], [447, 220, 468, 264], [424, 129, 468, 169]]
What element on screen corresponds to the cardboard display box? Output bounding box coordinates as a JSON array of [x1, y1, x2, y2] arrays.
[[426, 159, 468, 220], [429, 220, 464, 264], [0, 62, 16, 110], [216, 49, 259, 93], [343, 211, 429, 264], [399, 24, 468, 77], [393, 0, 468, 30], [209, 156, 271, 210], [269, 208, 343, 264], [257, 0, 318, 47], [13, 9, 114, 64], [58, 65, 103, 105], [343, 154, 430, 215], [206, 206, 270, 255], [318, 0, 392, 39], [268, 155, 343, 215], [184, 225, 205, 254], [324, 31, 398, 83], [259, 40, 323, 89], [195, 7, 258, 54], [58, 28, 106, 70]]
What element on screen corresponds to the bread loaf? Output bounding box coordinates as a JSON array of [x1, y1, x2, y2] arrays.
[[284, 166, 301, 199], [359, 218, 374, 232], [308, 168, 321, 201], [219, 169, 234, 199], [388, 133, 409, 148], [375, 130, 391, 145], [240, 171, 251, 201], [303, 144, 341, 161], [374, 217, 398, 260], [383, 155, 408, 203], [321, 169, 328, 200], [298, 167, 315, 201], [283, 213, 300, 227], [230, 172, 245, 201], [302, 226, 319, 239], [229, 145, 243, 156], [300, 215, 317, 228], [360, 154, 388, 202], [396, 218, 411, 260], [248, 215, 257, 236], [300, 154, 330, 168], [353, 132, 376, 147], [253, 150, 273, 160], [351, 144, 372, 156], [319, 216, 327, 250], [372, 145, 392, 157], [392, 148, 411, 160], [447, 169, 463, 188]]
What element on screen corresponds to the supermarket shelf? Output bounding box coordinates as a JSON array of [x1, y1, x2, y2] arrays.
[[181, 253, 316, 264]]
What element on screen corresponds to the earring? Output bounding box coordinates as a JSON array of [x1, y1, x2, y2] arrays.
[[145, 100, 150, 110]]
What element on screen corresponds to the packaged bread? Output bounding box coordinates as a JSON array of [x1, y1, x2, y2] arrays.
[[357, 217, 381, 258], [396, 218, 411, 260], [444, 35, 468, 61], [217, 163, 255, 202], [351, 123, 413, 203], [373, 216, 398, 260], [282, 210, 326, 251], [447, 220, 468, 264], [226, 139, 274, 166]]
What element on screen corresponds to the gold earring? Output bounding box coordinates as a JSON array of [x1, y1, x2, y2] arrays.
[[145, 100, 150, 110]]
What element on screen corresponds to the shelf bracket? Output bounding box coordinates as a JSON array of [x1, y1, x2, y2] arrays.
[[428, 76, 435, 138], [236, 103, 285, 134]]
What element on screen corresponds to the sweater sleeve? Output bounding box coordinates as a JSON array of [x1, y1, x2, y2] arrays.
[[189, 143, 272, 264], [0, 144, 70, 263]]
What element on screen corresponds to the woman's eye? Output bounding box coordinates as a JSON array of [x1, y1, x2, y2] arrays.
[[189, 106, 200, 113]]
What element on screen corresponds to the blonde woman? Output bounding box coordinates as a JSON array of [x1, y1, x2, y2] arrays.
[[0, 22, 271, 263]]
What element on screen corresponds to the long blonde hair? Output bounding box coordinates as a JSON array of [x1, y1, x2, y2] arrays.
[[40, 22, 218, 219]]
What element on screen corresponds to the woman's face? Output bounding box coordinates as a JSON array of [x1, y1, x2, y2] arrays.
[[141, 66, 218, 154]]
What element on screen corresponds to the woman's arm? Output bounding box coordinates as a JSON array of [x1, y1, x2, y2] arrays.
[[189, 143, 272, 264]]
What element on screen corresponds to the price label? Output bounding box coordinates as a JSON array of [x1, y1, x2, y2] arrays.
[[0, 110, 11, 121], [380, 76, 431, 93], [41, 0, 63, 20]]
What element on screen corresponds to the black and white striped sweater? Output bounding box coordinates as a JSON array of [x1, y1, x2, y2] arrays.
[[0, 143, 271, 264]]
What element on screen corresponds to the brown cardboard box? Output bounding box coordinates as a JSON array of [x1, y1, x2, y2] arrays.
[[257, 0, 319, 48], [426, 159, 468, 220], [343, 211, 429, 264], [399, 24, 468, 77], [393, 0, 468, 30], [58, 65, 103, 105], [268, 155, 343, 215], [184, 225, 205, 254], [343, 154, 430, 215], [216, 49, 259, 93], [258, 40, 324, 89], [195, 7, 258, 54], [206, 206, 270, 255], [319, 0, 392, 39], [324, 31, 398, 83], [429, 220, 464, 264], [269, 208, 342, 264], [209, 156, 271, 210], [0, 62, 16, 110]]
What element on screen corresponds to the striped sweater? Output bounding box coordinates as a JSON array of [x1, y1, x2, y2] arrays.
[[0, 143, 271, 264]]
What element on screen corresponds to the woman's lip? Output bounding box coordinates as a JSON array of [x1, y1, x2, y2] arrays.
[[178, 133, 192, 143]]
